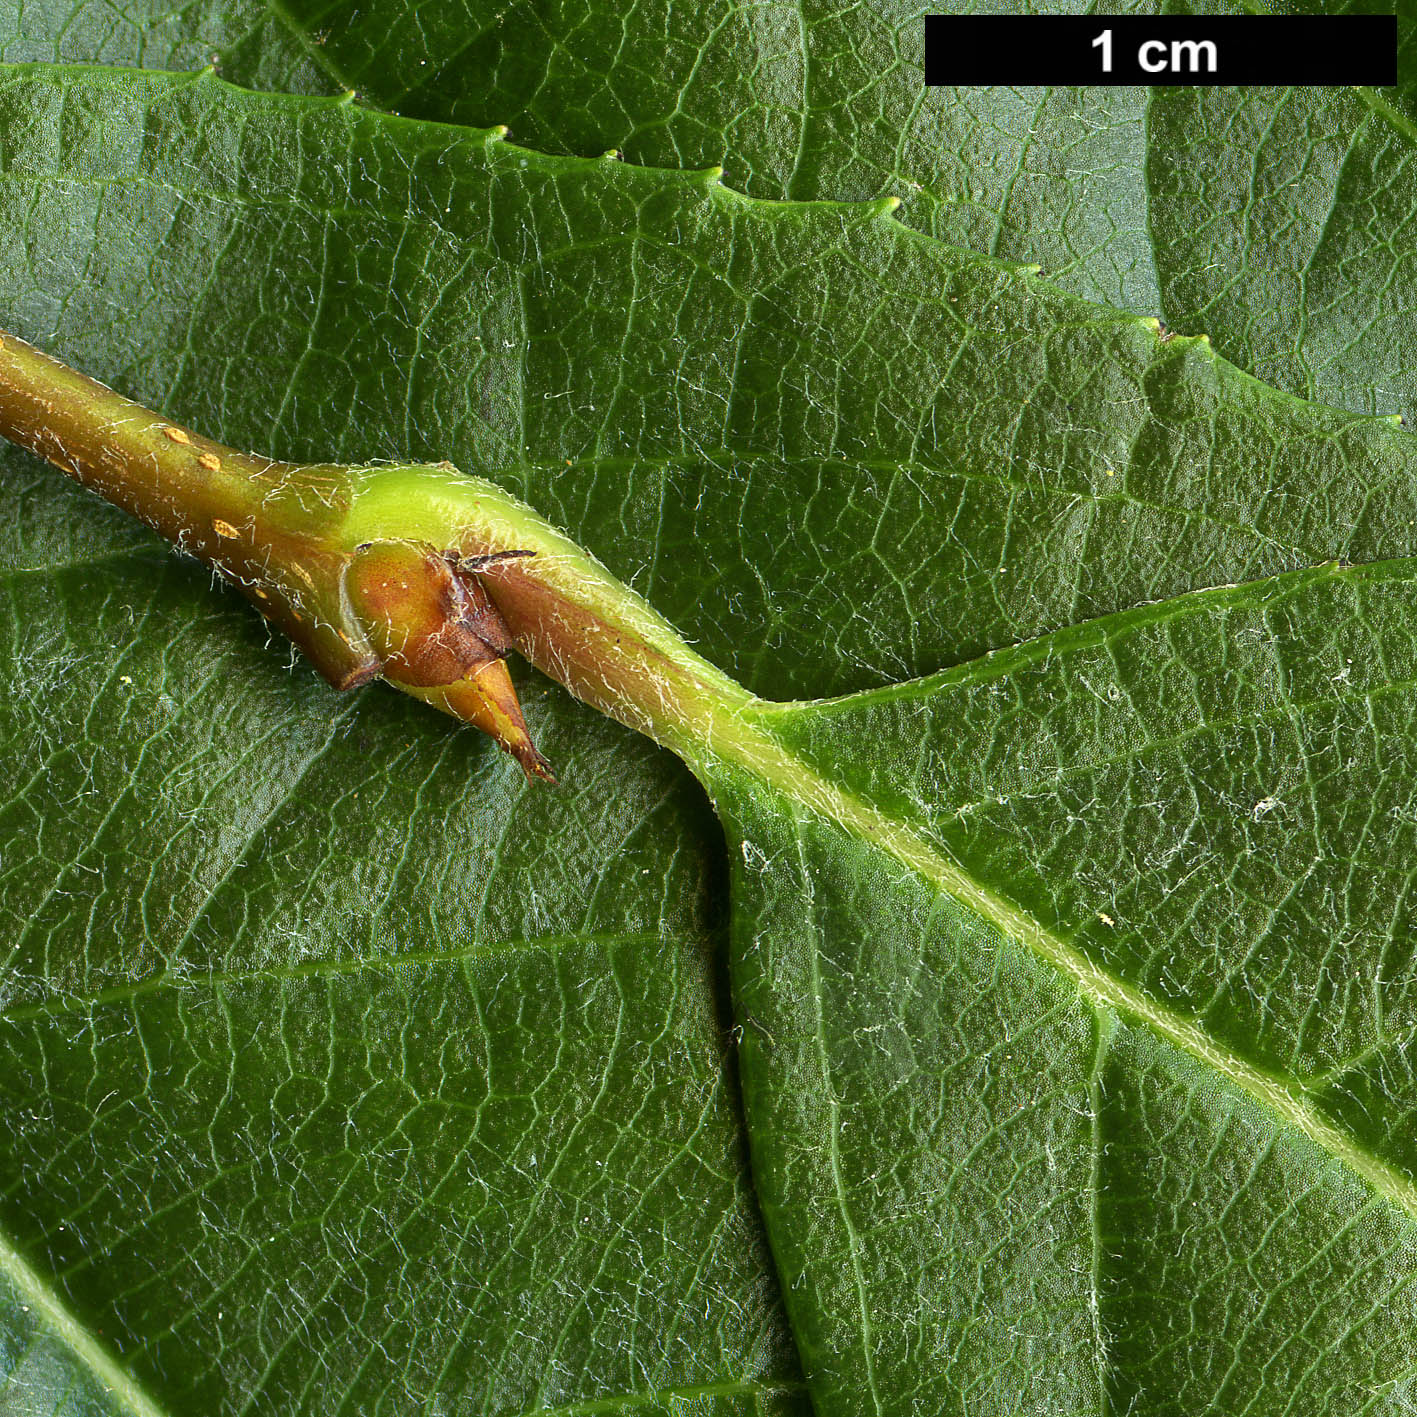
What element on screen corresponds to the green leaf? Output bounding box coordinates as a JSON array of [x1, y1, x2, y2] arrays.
[[0, 551, 803, 1414], [9, 66, 1417, 703], [1146, 81, 1417, 421], [716, 561, 1417, 1411], [186, 0, 1417, 429], [0, 0, 332, 96], [1, 1246, 141, 1417], [211, 0, 1168, 304], [7, 32, 1417, 1417], [13, 0, 1417, 422]]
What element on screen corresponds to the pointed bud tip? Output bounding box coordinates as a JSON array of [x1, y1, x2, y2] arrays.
[[513, 742, 557, 784]]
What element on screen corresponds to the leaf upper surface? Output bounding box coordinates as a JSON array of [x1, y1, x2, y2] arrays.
[[7, 44, 1417, 1417], [715, 561, 1417, 1414], [106, 0, 1416, 431], [9, 67, 1417, 702], [0, 514, 804, 1413]]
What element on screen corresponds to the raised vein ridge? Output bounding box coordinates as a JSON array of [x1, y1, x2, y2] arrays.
[[0, 1225, 172, 1417], [704, 677, 1417, 1227], [450, 462, 1417, 1226]]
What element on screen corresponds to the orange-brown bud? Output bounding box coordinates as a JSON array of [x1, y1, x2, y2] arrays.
[[424, 663, 556, 783], [342, 539, 553, 779]]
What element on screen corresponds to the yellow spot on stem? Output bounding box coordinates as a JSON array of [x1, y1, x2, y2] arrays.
[[162, 426, 192, 445], [213, 519, 238, 539], [198, 451, 222, 472]]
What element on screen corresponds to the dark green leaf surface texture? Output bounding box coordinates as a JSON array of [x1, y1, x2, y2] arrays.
[[0, 0, 329, 97], [11, 68, 1417, 704], [0, 552, 804, 1414], [15, 0, 1417, 422], [12, 0, 1417, 408], [719, 562, 1417, 1412], [6, 10, 1417, 1417], [191, 0, 1417, 429]]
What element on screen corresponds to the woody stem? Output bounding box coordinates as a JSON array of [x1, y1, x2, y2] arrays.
[[0, 328, 756, 773]]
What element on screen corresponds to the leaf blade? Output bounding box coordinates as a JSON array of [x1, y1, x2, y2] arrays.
[[12, 53, 1417, 1417], [713, 559, 1417, 1412]]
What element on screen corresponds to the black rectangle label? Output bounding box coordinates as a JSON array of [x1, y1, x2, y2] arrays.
[[924, 15, 1397, 87]]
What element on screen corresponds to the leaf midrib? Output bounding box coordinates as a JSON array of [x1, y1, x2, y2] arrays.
[[0, 1225, 172, 1417], [687, 573, 1417, 1231], [11, 52, 1417, 1411]]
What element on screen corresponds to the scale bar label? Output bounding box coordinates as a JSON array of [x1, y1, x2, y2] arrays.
[[924, 15, 1397, 86]]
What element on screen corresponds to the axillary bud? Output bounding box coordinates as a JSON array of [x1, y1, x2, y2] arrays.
[[342, 539, 554, 781]]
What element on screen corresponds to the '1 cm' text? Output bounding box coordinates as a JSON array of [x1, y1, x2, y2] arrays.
[[1092, 28, 1218, 75]]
